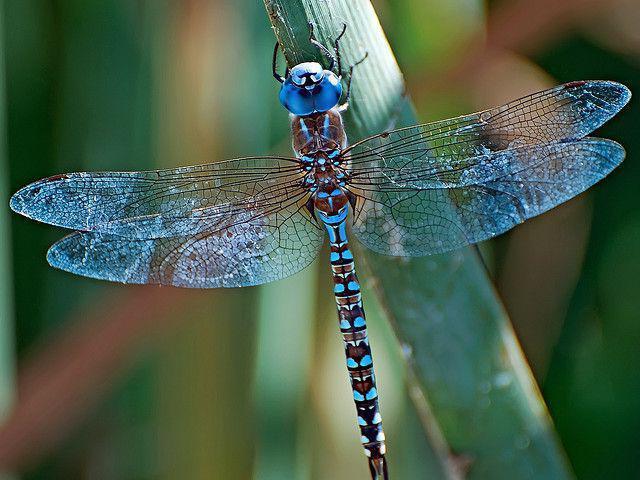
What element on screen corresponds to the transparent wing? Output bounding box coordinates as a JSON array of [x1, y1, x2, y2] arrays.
[[12, 156, 325, 287], [10, 156, 303, 238], [45, 194, 322, 288], [348, 139, 624, 256], [345, 81, 630, 181]]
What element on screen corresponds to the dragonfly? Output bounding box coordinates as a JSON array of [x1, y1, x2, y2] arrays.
[[10, 23, 630, 479]]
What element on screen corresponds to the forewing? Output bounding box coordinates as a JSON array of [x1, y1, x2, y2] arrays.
[[12, 156, 324, 287], [345, 81, 630, 183], [46, 199, 323, 288], [349, 139, 624, 256], [10, 156, 302, 238]]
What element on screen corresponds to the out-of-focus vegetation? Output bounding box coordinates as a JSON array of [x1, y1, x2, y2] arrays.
[[1, 1, 638, 479]]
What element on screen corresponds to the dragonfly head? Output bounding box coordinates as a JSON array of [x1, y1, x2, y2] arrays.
[[280, 62, 342, 116]]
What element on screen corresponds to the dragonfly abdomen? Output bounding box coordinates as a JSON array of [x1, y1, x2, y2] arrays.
[[323, 214, 387, 473]]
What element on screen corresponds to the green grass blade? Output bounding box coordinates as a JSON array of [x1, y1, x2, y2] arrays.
[[263, 1, 574, 478], [0, 4, 17, 479]]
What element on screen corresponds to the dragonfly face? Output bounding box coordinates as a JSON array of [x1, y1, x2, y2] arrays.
[[279, 61, 343, 115]]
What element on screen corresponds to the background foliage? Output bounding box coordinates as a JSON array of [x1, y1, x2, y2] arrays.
[[1, 0, 638, 479]]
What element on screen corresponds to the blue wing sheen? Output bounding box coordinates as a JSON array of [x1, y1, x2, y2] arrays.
[[349, 138, 624, 256], [10, 156, 302, 237], [46, 202, 323, 288], [11, 156, 325, 288], [346, 80, 630, 175], [345, 81, 630, 256], [10, 81, 630, 283]]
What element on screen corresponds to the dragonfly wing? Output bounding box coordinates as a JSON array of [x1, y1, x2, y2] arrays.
[[46, 200, 323, 288], [349, 138, 624, 256], [10, 156, 302, 238], [345, 81, 630, 174], [12, 156, 324, 287]]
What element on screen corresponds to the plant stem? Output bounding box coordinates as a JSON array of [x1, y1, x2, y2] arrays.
[[263, 1, 574, 479], [0, 4, 17, 478]]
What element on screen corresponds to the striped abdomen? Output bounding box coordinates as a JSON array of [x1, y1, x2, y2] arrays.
[[323, 217, 387, 466], [295, 107, 388, 477]]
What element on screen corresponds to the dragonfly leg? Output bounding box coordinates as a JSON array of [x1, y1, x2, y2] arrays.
[[339, 52, 369, 112], [333, 23, 348, 76], [308, 22, 337, 71], [272, 41, 287, 83]]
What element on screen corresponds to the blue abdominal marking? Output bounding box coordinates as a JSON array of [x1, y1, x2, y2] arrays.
[[353, 316, 365, 327], [8, 37, 630, 480], [366, 388, 378, 401]]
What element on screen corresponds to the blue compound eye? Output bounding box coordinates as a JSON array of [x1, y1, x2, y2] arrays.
[[312, 72, 342, 112], [279, 82, 314, 115], [279, 65, 342, 116]]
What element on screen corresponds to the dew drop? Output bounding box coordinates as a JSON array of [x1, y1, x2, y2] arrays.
[[401, 343, 413, 360], [493, 372, 512, 388]]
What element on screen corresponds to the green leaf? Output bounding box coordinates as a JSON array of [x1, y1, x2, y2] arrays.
[[263, 1, 574, 478]]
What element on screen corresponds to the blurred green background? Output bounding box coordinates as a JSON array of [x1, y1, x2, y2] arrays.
[[1, 0, 639, 479]]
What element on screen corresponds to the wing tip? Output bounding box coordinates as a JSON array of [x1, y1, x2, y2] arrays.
[[9, 189, 24, 215], [10, 175, 90, 228], [582, 137, 626, 172], [9, 176, 63, 219], [9, 183, 39, 216], [606, 138, 627, 167], [600, 80, 632, 109], [46, 234, 73, 271], [567, 80, 632, 110], [46, 232, 147, 286]]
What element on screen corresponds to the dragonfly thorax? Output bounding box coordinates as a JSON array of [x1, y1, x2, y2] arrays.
[[291, 108, 347, 155], [291, 109, 351, 223], [299, 151, 350, 222]]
